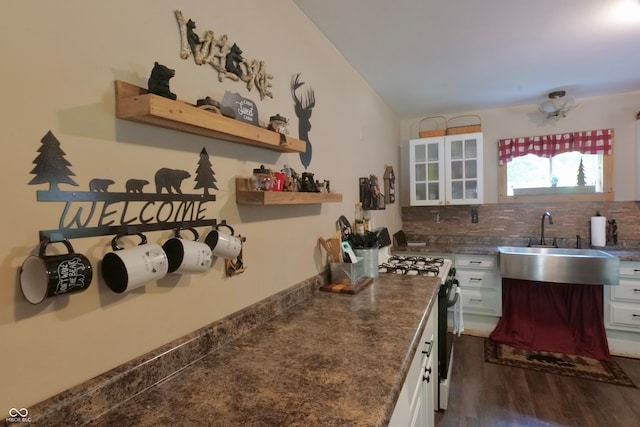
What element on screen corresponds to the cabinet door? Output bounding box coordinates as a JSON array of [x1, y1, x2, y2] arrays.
[[409, 137, 445, 205], [445, 133, 483, 204], [422, 355, 435, 427]]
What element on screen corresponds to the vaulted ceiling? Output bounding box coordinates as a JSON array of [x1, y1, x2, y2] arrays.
[[293, 0, 640, 118]]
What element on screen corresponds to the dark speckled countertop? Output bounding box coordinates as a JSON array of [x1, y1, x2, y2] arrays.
[[28, 242, 640, 426], [86, 274, 440, 427]]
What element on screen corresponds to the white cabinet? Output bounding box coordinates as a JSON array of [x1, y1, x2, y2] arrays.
[[406, 133, 483, 206], [604, 260, 640, 357], [605, 261, 640, 332], [455, 254, 501, 316], [390, 302, 437, 427]]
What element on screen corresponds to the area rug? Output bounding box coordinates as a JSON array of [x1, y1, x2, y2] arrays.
[[485, 339, 636, 387]]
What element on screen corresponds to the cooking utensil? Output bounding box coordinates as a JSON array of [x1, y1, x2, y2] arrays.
[[319, 237, 342, 262], [340, 241, 358, 264], [319, 237, 332, 259], [337, 215, 351, 240], [326, 238, 343, 262]]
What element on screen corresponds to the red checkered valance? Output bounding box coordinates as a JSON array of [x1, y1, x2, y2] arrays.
[[498, 128, 613, 165]]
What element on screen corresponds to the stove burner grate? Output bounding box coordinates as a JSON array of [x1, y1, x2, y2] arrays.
[[379, 256, 443, 276]]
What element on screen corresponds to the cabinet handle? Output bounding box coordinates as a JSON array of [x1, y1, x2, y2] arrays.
[[470, 278, 483, 281], [633, 289, 640, 292], [424, 367, 432, 374], [423, 375, 431, 383], [469, 298, 483, 302], [633, 269, 640, 272], [469, 261, 482, 265], [422, 340, 434, 357], [633, 314, 640, 318]]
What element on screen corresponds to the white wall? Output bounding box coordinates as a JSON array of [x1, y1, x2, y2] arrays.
[[0, 0, 402, 408], [401, 90, 640, 203]]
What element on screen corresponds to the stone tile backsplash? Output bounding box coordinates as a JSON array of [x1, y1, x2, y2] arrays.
[[402, 201, 640, 248]]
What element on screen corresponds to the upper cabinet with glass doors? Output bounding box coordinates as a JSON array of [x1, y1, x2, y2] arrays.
[[408, 132, 483, 205]]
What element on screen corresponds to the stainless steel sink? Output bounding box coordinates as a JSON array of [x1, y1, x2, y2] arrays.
[[497, 246, 619, 285]]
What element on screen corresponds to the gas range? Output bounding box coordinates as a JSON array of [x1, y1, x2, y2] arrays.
[[379, 255, 452, 283]]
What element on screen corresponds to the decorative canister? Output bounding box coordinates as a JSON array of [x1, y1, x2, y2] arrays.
[[250, 165, 273, 191]]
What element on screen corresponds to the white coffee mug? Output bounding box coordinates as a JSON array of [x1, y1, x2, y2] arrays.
[[101, 233, 168, 293], [205, 224, 244, 259], [163, 227, 212, 274]]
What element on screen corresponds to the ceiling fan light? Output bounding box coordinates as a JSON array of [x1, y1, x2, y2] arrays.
[[540, 101, 558, 113], [538, 90, 576, 119]]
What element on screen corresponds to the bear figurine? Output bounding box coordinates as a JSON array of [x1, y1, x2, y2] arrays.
[[148, 62, 177, 100]]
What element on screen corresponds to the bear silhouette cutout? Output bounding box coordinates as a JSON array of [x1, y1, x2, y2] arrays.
[[148, 62, 176, 100], [89, 178, 115, 192], [126, 179, 150, 193], [154, 168, 191, 194]]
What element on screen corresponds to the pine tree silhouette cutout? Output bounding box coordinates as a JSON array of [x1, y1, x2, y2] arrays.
[[577, 157, 586, 186], [28, 131, 78, 191], [194, 148, 218, 195]]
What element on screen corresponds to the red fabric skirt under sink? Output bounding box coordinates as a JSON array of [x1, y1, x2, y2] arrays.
[[489, 278, 611, 361]]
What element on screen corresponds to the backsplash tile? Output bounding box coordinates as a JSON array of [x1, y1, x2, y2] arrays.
[[402, 201, 640, 248]]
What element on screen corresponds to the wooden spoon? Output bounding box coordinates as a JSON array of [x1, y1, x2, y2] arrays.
[[318, 237, 333, 261], [327, 238, 343, 262]]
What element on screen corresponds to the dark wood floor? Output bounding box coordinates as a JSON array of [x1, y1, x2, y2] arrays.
[[435, 335, 640, 427]]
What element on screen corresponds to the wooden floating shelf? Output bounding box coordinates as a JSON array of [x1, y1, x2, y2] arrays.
[[114, 80, 306, 153], [235, 178, 342, 205]]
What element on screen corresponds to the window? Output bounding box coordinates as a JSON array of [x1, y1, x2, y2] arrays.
[[498, 129, 614, 203], [506, 152, 603, 196]]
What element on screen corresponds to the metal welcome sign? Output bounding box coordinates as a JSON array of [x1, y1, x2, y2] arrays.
[[29, 131, 222, 241]]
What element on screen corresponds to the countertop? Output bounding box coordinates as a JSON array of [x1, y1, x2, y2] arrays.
[[89, 274, 441, 426]]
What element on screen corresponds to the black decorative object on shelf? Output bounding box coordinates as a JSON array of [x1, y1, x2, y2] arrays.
[[29, 132, 221, 241], [147, 62, 177, 100], [196, 96, 221, 114], [291, 73, 315, 170]]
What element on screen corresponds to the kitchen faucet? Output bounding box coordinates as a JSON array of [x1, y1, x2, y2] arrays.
[[540, 211, 553, 246]]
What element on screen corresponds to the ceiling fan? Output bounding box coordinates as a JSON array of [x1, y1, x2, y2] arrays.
[[538, 90, 577, 119]]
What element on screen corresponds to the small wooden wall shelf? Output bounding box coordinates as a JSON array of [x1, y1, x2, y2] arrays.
[[235, 178, 342, 205], [114, 80, 306, 153]]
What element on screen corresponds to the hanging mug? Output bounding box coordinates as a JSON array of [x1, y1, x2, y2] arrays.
[[162, 227, 212, 274], [101, 233, 168, 293], [20, 238, 93, 304], [205, 224, 243, 259]]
